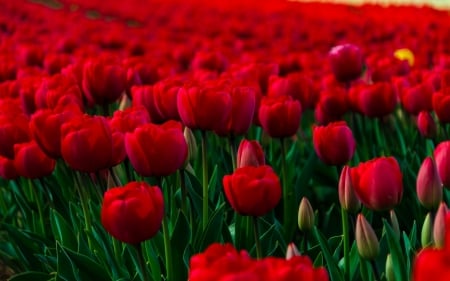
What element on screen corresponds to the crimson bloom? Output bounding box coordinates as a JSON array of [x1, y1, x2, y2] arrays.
[[14, 141, 56, 179], [223, 165, 281, 216], [313, 121, 356, 166], [434, 141, 450, 188], [258, 96, 301, 138], [0, 102, 30, 159], [350, 157, 403, 211], [328, 44, 364, 83], [61, 115, 125, 172], [101, 181, 164, 244], [417, 111, 437, 139], [125, 121, 187, 177]]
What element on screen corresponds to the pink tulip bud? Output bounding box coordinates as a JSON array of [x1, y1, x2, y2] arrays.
[[285, 243, 301, 260], [356, 213, 379, 260], [433, 202, 448, 248], [416, 157, 443, 210], [339, 165, 361, 213], [236, 139, 265, 168]]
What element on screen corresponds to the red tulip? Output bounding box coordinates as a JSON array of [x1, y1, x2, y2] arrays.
[[82, 57, 127, 105], [61, 115, 125, 172], [14, 141, 56, 179], [267, 73, 317, 110], [30, 107, 82, 159], [354, 82, 397, 118], [0, 156, 18, 180], [432, 91, 450, 124], [314, 86, 348, 124], [329, 44, 363, 83], [223, 165, 281, 216], [258, 96, 301, 138], [350, 157, 403, 211], [416, 157, 442, 210], [109, 106, 151, 134], [215, 86, 256, 136], [237, 139, 265, 168], [0, 104, 30, 159], [125, 121, 187, 177], [417, 111, 437, 139], [434, 141, 450, 188], [313, 121, 356, 166], [35, 74, 84, 111], [177, 83, 232, 131], [400, 83, 434, 115], [101, 181, 164, 244]]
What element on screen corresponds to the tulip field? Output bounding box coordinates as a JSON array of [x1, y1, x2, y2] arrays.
[[2, 0, 450, 280]]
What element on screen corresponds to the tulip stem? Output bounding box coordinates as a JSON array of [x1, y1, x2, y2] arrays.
[[162, 215, 173, 281], [228, 136, 237, 171], [280, 137, 293, 239], [135, 243, 151, 281], [370, 260, 380, 281], [109, 167, 122, 187], [75, 172, 93, 249], [252, 216, 262, 259], [201, 130, 209, 230], [341, 207, 350, 281]]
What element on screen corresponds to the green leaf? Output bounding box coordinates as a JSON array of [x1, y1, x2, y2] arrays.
[[9, 271, 52, 281], [195, 203, 225, 251], [171, 210, 191, 281], [50, 209, 77, 251], [383, 219, 408, 281], [313, 227, 344, 281], [359, 259, 372, 281]]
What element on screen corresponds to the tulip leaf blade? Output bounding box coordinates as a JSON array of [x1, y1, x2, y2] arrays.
[[195, 202, 225, 251], [382, 219, 409, 281], [313, 226, 344, 281], [50, 209, 77, 251], [170, 210, 191, 280]]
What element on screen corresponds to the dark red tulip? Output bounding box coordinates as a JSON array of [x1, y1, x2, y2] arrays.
[[314, 86, 348, 124], [223, 165, 281, 216], [0, 156, 18, 180], [432, 91, 450, 124], [35, 74, 84, 111], [354, 82, 397, 118], [109, 106, 151, 134], [14, 141, 56, 179], [329, 44, 363, 83], [313, 121, 356, 166], [258, 96, 301, 138], [125, 121, 187, 177], [177, 83, 232, 131], [0, 104, 30, 159], [101, 181, 164, 244], [400, 83, 434, 115], [350, 157, 403, 211], [417, 111, 437, 139]]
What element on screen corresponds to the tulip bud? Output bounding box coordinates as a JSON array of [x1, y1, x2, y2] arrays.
[[339, 165, 361, 213], [355, 213, 379, 260], [298, 197, 315, 232], [390, 210, 400, 241], [285, 243, 300, 260], [417, 111, 437, 139], [421, 212, 433, 248], [433, 202, 448, 248], [236, 139, 265, 168], [416, 157, 443, 210], [385, 254, 395, 281], [184, 127, 198, 166]]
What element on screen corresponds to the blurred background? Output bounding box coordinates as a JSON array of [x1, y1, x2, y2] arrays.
[[293, 0, 450, 10]]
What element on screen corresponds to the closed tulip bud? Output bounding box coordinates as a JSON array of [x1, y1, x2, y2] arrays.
[[421, 212, 433, 248], [390, 210, 400, 240], [433, 202, 448, 248], [237, 139, 265, 168], [339, 165, 361, 213], [286, 243, 300, 260], [184, 127, 198, 165], [417, 111, 437, 139], [416, 157, 443, 210], [355, 214, 379, 260], [433, 141, 450, 188], [385, 254, 395, 281], [329, 44, 364, 83], [298, 197, 315, 232]]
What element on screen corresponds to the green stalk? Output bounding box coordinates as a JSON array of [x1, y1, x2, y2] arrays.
[[29, 179, 45, 236], [179, 169, 187, 214], [75, 172, 93, 249], [280, 137, 292, 237], [341, 207, 350, 281], [228, 136, 237, 171], [252, 216, 262, 259], [135, 243, 151, 281], [162, 215, 173, 281], [201, 130, 209, 230]]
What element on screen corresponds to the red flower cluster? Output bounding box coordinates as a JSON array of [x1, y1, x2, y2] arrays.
[[189, 243, 329, 281]]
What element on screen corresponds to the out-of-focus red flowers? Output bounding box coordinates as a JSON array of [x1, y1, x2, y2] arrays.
[[60, 115, 125, 172], [434, 141, 450, 188], [413, 213, 450, 281], [313, 121, 356, 166], [350, 157, 403, 211], [101, 181, 164, 244], [223, 165, 281, 216], [328, 44, 363, 83], [125, 121, 187, 177], [350, 82, 397, 118], [189, 243, 329, 281], [417, 111, 437, 139], [258, 96, 301, 138], [0, 101, 30, 159]]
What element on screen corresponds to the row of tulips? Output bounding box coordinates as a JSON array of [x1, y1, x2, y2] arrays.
[[1, 0, 450, 281]]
